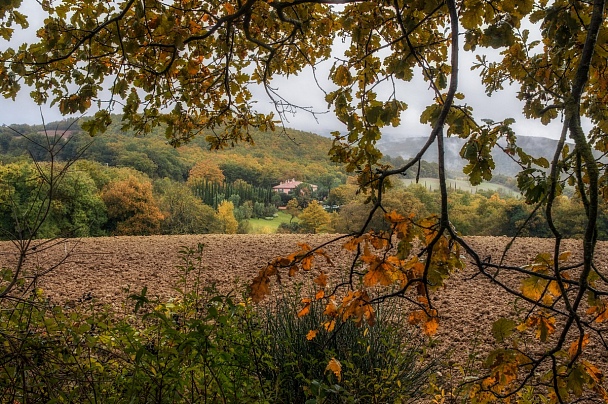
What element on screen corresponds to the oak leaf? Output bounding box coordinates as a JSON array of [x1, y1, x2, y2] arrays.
[[306, 330, 318, 341], [568, 334, 590, 359], [326, 358, 342, 381]]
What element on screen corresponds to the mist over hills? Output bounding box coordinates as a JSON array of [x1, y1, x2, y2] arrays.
[[377, 136, 571, 177]]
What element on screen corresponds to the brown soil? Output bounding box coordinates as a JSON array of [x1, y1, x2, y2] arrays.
[[1, 234, 607, 372]]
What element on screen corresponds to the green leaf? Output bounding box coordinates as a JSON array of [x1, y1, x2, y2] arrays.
[[492, 318, 516, 343]]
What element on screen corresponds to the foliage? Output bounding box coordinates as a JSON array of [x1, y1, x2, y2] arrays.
[[0, 245, 272, 403], [187, 159, 225, 184], [191, 178, 274, 209], [155, 178, 222, 234], [259, 288, 437, 403], [298, 200, 332, 234], [285, 198, 300, 223], [101, 175, 164, 235], [217, 199, 238, 234], [0, 243, 438, 403]]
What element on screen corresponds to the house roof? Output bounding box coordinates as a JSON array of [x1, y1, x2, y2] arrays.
[[272, 179, 303, 190]]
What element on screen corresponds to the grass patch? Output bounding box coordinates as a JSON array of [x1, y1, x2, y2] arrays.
[[401, 177, 519, 197], [247, 211, 295, 234]]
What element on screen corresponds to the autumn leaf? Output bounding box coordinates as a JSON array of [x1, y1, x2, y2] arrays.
[[298, 298, 312, 318], [323, 319, 336, 332], [423, 316, 439, 336], [344, 236, 364, 251], [369, 234, 388, 250], [223, 2, 235, 14], [385, 210, 406, 223], [533, 315, 556, 342], [568, 334, 590, 359], [326, 358, 342, 381], [333, 65, 351, 86], [306, 330, 318, 341], [315, 289, 325, 300], [409, 309, 439, 336], [250, 273, 270, 303], [324, 298, 338, 317], [582, 360, 604, 384], [521, 275, 545, 301], [301, 255, 313, 271], [314, 271, 328, 287], [363, 262, 396, 287], [492, 318, 516, 343]]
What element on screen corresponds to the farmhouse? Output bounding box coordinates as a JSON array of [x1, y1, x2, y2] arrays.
[[272, 179, 318, 194]]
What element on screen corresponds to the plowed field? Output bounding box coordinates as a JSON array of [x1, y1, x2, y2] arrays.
[[1, 234, 607, 371]]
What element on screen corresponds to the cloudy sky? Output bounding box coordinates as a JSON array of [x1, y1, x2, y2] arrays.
[[0, 4, 565, 141]]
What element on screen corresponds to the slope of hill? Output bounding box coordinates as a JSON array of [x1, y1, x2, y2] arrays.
[[378, 136, 570, 177], [0, 118, 345, 187]]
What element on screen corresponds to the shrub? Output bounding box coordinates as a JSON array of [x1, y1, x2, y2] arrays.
[[258, 288, 437, 403]]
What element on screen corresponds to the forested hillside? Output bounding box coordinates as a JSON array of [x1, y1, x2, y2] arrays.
[[0, 118, 347, 239]]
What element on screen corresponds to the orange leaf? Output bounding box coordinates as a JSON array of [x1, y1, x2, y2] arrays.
[[306, 330, 318, 341], [314, 272, 328, 287], [326, 358, 342, 381], [223, 2, 235, 14], [370, 234, 388, 250], [424, 316, 439, 336], [323, 299, 338, 317], [301, 256, 313, 271], [568, 334, 590, 359], [363, 262, 396, 287], [297, 242, 312, 252], [249, 273, 270, 303], [385, 210, 405, 223], [534, 315, 556, 342], [298, 298, 312, 318], [582, 360, 604, 384], [315, 289, 325, 300], [344, 236, 364, 251], [323, 319, 336, 332], [288, 265, 298, 277]]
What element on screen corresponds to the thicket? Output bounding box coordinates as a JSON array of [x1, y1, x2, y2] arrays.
[[0, 244, 438, 403]]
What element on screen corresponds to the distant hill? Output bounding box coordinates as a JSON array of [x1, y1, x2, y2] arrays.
[[0, 117, 345, 188], [378, 136, 570, 177]]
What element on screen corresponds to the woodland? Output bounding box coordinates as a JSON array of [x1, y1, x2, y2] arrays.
[[0, 0, 608, 403]]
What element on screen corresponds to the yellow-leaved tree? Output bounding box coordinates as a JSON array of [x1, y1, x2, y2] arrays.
[[217, 200, 238, 234]]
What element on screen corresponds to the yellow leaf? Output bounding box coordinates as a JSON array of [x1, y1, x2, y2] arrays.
[[558, 251, 572, 262], [306, 330, 318, 341], [326, 358, 342, 381]]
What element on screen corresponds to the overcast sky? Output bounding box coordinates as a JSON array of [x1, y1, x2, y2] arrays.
[[0, 4, 566, 141]]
